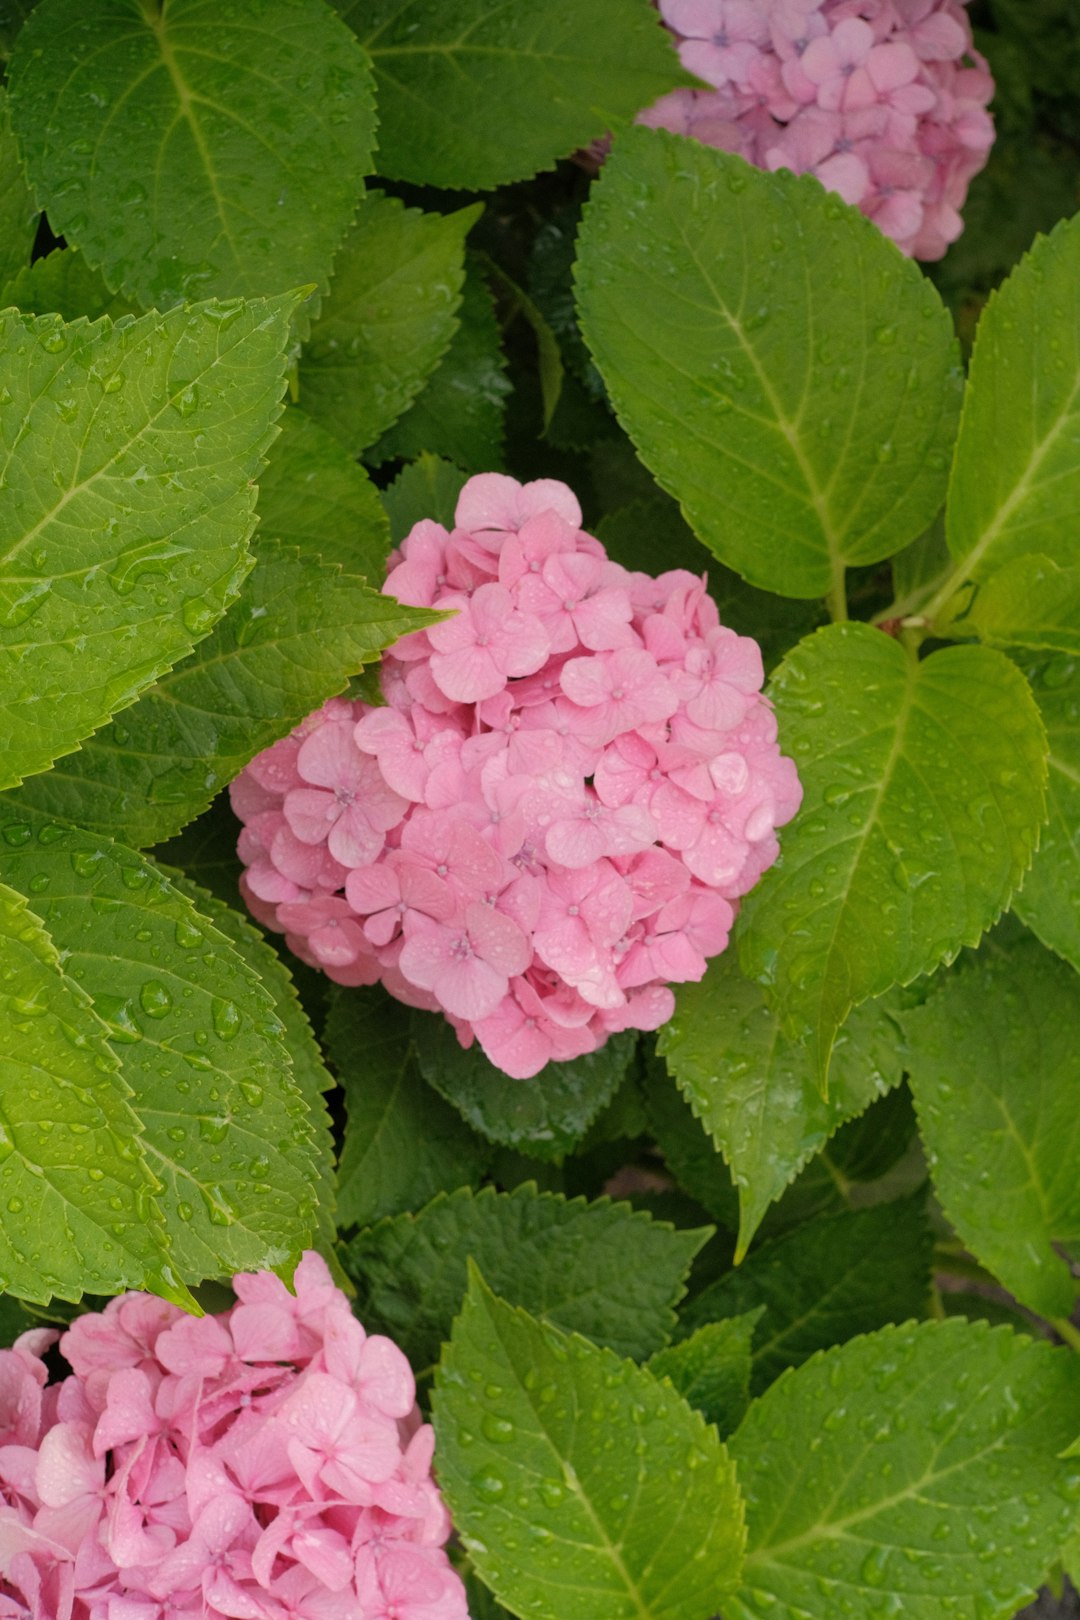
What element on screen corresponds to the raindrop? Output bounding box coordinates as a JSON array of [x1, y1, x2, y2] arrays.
[[138, 979, 173, 1019]]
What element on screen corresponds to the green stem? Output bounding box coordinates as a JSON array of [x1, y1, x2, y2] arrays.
[[1051, 1316, 1080, 1353], [827, 562, 848, 624]]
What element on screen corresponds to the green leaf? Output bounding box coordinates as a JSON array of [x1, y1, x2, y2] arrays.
[[256, 406, 391, 580], [904, 930, 1080, 1318], [659, 954, 905, 1257], [0, 292, 295, 792], [340, 0, 691, 190], [325, 988, 489, 1232], [380, 453, 468, 542], [737, 624, 1048, 1082], [0, 1, 34, 58], [433, 1270, 745, 1620], [575, 128, 963, 599], [8, 0, 376, 309], [1013, 653, 1080, 969], [682, 1200, 934, 1394], [344, 1183, 708, 1374], [412, 1009, 637, 1159], [12, 539, 432, 846], [165, 874, 342, 1283], [0, 88, 37, 290], [0, 246, 136, 323], [368, 266, 511, 471], [0, 809, 320, 1283], [298, 193, 480, 456], [0, 877, 178, 1305], [946, 555, 1080, 655], [726, 1320, 1080, 1620], [647, 1311, 761, 1436], [945, 212, 1080, 587]]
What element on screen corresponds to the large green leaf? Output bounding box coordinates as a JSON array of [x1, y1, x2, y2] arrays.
[[1013, 653, 1080, 969], [0, 877, 179, 1305], [256, 406, 391, 579], [0, 293, 295, 791], [575, 128, 963, 600], [412, 1010, 636, 1159], [738, 624, 1048, 1082], [1, 246, 136, 323], [298, 193, 479, 456], [682, 1200, 933, 1393], [12, 539, 432, 846], [0, 809, 319, 1283], [726, 1320, 1080, 1620], [904, 930, 1080, 1318], [167, 875, 341, 1281], [433, 1270, 745, 1620], [945, 212, 1080, 589], [0, 87, 37, 290], [7, 0, 375, 309], [325, 989, 489, 1233], [344, 1183, 707, 1374], [368, 265, 511, 471], [659, 953, 904, 1256], [339, 0, 691, 190]]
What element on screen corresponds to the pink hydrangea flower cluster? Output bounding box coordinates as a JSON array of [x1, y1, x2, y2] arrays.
[[231, 473, 802, 1080], [0, 1255, 466, 1620], [640, 0, 994, 258]]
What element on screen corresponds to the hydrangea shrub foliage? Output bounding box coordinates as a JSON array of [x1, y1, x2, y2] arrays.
[[0, 1, 1078, 1618]]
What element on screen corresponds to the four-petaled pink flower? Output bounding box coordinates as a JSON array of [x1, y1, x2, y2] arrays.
[[284, 721, 408, 868], [426, 584, 549, 701]]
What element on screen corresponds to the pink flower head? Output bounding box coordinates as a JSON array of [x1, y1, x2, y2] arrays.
[[0, 1257, 466, 1620], [641, 0, 994, 259], [230, 473, 801, 1077]]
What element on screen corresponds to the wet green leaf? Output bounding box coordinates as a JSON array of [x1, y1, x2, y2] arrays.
[[576, 129, 962, 598], [0, 292, 296, 791], [369, 267, 511, 471], [738, 624, 1048, 1082], [659, 953, 904, 1255], [1013, 653, 1080, 969], [647, 1311, 761, 1436], [326, 989, 489, 1232], [0, 809, 319, 1283], [434, 1270, 745, 1620], [8, 0, 375, 308], [256, 406, 391, 579], [905, 930, 1080, 1318], [344, 1183, 707, 1373], [340, 0, 691, 189], [682, 1199, 932, 1392], [946, 211, 1080, 586], [298, 192, 479, 455], [0, 878, 176, 1304], [727, 1320, 1080, 1620], [0, 88, 37, 290]]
